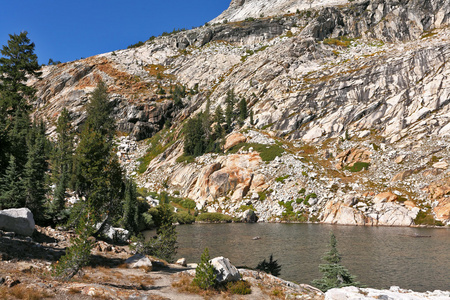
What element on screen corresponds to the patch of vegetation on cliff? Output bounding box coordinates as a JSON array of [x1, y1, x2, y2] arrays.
[[196, 212, 232, 223], [323, 35, 357, 48], [414, 210, 444, 226], [228, 143, 284, 161], [275, 175, 291, 183], [137, 129, 176, 173], [345, 162, 370, 172], [278, 200, 308, 222]]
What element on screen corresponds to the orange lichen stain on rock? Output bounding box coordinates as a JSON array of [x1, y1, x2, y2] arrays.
[[76, 73, 103, 89]]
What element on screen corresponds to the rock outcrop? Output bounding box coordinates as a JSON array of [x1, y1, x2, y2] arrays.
[[325, 286, 450, 300], [0, 208, 35, 236]]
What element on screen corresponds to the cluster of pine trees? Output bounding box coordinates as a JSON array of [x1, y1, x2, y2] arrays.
[[183, 89, 249, 157], [0, 32, 179, 280], [0, 32, 140, 233]]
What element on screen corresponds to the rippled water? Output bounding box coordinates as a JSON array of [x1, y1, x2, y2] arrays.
[[170, 223, 450, 292]]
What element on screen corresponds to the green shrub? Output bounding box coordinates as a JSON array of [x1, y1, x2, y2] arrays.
[[137, 129, 175, 173], [180, 199, 196, 209], [345, 162, 370, 172], [176, 154, 195, 164], [227, 280, 252, 295], [296, 198, 304, 204], [196, 212, 232, 223], [127, 41, 144, 49], [275, 175, 290, 183], [257, 191, 267, 201], [298, 188, 306, 194], [239, 204, 255, 212], [414, 211, 444, 226], [175, 211, 195, 224]]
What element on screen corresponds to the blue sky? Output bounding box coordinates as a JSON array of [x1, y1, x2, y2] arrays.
[[0, 0, 230, 64]]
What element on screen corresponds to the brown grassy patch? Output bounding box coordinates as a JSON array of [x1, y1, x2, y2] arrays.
[[7, 285, 52, 300], [172, 274, 216, 296], [270, 287, 286, 299], [68, 286, 81, 294]]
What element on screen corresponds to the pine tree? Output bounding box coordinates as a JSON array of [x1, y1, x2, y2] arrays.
[[312, 233, 361, 292], [52, 208, 95, 281], [238, 98, 247, 126], [183, 113, 206, 156], [23, 124, 48, 221], [0, 31, 41, 115], [256, 254, 281, 276], [52, 108, 74, 182], [71, 81, 123, 222], [214, 105, 225, 138], [122, 179, 139, 236], [225, 89, 235, 130], [83, 81, 115, 140], [193, 247, 217, 289], [0, 31, 40, 181], [0, 155, 25, 209], [250, 110, 254, 126]]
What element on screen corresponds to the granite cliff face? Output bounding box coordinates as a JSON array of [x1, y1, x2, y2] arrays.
[[31, 0, 450, 226]]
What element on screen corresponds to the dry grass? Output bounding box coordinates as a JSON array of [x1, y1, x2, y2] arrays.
[[172, 274, 216, 296], [270, 287, 286, 299], [3, 285, 52, 300], [68, 286, 81, 294]]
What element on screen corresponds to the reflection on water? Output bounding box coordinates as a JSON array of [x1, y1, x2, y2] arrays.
[[161, 223, 449, 292]]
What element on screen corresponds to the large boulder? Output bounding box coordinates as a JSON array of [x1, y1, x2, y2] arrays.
[[125, 253, 152, 271], [224, 133, 247, 150], [97, 223, 130, 243], [0, 208, 35, 236], [242, 209, 258, 223], [210, 257, 240, 283]]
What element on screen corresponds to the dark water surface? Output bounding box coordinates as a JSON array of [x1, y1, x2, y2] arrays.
[[172, 223, 449, 292]]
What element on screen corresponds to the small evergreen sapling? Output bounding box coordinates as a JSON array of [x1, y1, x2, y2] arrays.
[[255, 254, 281, 276], [52, 211, 95, 281], [192, 247, 217, 289], [311, 233, 361, 292]]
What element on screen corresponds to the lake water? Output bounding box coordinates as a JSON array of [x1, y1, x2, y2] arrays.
[[171, 223, 450, 292]]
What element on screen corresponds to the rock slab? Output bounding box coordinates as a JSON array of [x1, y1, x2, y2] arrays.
[[0, 208, 35, 236], [325, 286, 450, 300]]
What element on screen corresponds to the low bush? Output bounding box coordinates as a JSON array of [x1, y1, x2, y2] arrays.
[[275, 175, 290, 183], [345, 162, 370, 172], [257, 191, 267, 201], [414, 211, 444, 226], [239, 204, 255, 212], [227, 280, 252, 295], [175, 211, 195, 224], [196, 212, 232, 223]]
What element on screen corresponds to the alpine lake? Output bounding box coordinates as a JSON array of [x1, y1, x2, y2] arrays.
[[149, 223, 450, 292]]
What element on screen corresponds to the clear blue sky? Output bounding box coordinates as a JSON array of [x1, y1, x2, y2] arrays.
[[0, 0, 230, 64]]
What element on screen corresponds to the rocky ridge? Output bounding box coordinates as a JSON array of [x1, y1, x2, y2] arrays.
[[30, 0, 450, 226]]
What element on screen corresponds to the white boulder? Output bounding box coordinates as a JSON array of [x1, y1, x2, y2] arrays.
[[0, 208, 35, 236], [210, 257, 240, 283], [125, 253, 152, 270]]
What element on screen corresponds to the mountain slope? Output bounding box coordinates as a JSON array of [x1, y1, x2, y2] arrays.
[[30, 0, 450, 226]]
